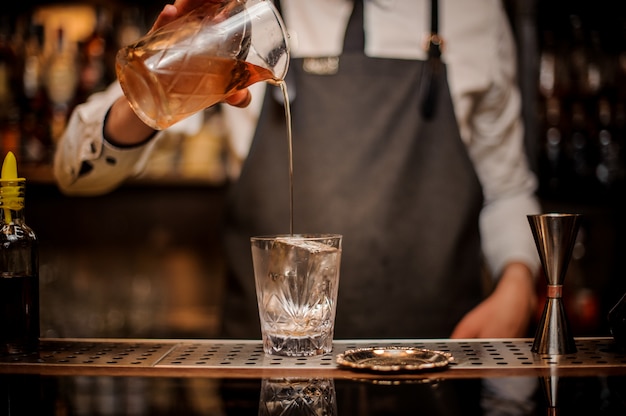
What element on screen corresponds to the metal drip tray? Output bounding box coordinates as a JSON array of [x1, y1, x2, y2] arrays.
[[160, 341, 337, 369], [158, 338, 626, 370], [2, 338, 626, 377], [2, 340, 177, 368]]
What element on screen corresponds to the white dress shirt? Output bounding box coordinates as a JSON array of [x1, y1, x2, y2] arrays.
[[54, 0, 541, 279]]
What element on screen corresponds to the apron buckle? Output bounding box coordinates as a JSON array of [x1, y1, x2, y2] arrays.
[[422, 33, 445, 58], [303, 57, 340, 75]]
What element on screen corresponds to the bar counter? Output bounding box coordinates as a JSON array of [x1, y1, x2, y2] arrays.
[[2, 337, 626, 414]]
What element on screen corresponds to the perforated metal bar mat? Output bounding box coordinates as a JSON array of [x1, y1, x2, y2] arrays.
[[156, 338, 626, 370], [1, 339, 178, 368], [2, 338, 626, 375]]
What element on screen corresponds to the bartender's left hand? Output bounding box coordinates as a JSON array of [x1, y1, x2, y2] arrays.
[[450, 262, 537, 339]]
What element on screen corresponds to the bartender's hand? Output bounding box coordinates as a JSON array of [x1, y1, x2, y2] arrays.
[[450, 262, 537, 339], [105, 0, 251, 147], [152, 0, 251, 109]]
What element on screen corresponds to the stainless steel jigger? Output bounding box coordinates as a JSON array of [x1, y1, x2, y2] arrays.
[[528, 213, 581, 355]]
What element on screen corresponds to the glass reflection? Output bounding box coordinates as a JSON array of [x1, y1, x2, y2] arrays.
[[1, 374, 626, 414], [259, 378, 337, 416]]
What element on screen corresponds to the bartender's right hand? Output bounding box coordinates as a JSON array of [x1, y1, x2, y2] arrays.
[[151, 0, 252, 109], [151, 0, 220, 31], [106, 1, 251, 146]]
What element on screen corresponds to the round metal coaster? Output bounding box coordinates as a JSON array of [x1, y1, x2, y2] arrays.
[[336, 346, 452, 373]]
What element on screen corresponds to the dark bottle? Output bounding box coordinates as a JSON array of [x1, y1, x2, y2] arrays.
[[539, 96, 566, 195], [0, 17, 22, 159], [76, 6, 116, 102], [609, 292, 626, 350], [595, 97, 623, 189], [0, 151, 39, 354], [567, 100, 597, 195], [21, 22, 52, 164]]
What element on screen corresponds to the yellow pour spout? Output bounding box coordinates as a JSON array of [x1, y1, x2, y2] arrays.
[[2, 151, 18, 180], [1, 152, 24, 223]]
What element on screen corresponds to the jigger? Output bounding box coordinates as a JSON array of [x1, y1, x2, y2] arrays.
[[528, 213, 581, 355]]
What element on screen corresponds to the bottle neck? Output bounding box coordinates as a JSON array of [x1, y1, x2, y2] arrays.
[[0, 180, 25, 224], [1, 206, 25, 224]]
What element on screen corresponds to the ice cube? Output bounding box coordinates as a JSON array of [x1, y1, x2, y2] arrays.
[[264, 237, 340, 316], [268, 237, 338, 281]]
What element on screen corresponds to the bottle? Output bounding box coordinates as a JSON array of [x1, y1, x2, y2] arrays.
[[540, 96, 566, 195], [76, 6, 116, 103], [0, 151, 39, 354], [0, 17, 22, 158], [567, 100, 596, 196], [45, 27, 78, 143], [567, 14, 590, 98], [595, 97, 622, 189], [21, 23, 51, 164]]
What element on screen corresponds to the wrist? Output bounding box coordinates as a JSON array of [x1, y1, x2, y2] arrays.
[[103, 98, 157, 147], [496, 262, 537, 309]]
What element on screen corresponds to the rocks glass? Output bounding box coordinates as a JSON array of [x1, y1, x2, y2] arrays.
[[251, 234, 342, 357]]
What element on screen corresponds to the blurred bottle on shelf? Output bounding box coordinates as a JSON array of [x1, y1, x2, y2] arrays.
[[20, 22, 51, 164], [568, 101, 596, 192], [595, 97, 624, 189], [537, 10, 626, 202], [0, 5, 152, 167], [116, 7, 144, 54], [568, 14, 593, 99], [0, 17, 22, 160], [76, 6, 116, 104], [539, 96, 566, 195], [44, 27, 78, 144], [22, 24, 43, 102]]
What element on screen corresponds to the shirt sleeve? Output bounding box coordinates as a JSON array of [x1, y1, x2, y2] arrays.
[[457, 3, 542, 279], [53, 82, 203, 196]]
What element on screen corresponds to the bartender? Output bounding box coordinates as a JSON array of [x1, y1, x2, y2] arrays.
[[54, 0, 541, 340]]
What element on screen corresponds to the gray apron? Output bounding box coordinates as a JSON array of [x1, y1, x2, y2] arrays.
[[221, 0, 484, 339]]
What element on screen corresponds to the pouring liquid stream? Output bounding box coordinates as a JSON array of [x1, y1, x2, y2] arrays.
[[268, 79, 294, 236]]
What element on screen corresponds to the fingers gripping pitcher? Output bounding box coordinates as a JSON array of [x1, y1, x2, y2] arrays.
[[116, 0, 290, 130]]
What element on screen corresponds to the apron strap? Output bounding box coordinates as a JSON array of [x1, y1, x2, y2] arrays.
[[343, 0, 365, 53], [429, 0, 440, 50], [420, 0, 443, 119]]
